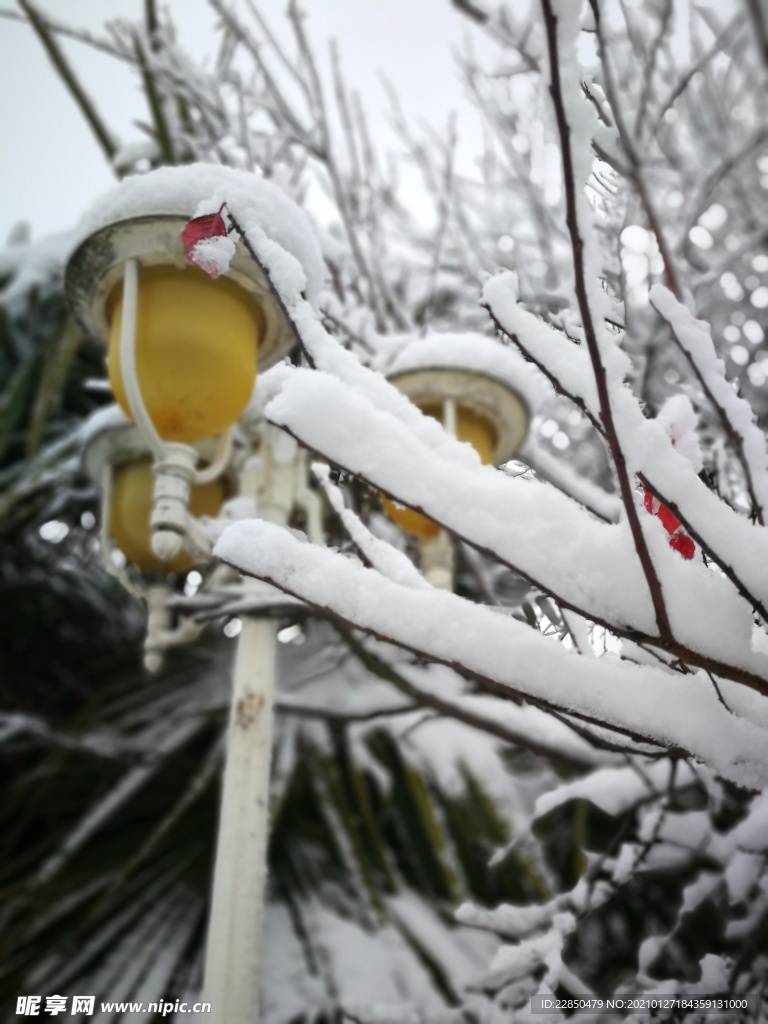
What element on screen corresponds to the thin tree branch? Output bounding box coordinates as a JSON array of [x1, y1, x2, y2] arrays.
[[544, 0, 672, 641]]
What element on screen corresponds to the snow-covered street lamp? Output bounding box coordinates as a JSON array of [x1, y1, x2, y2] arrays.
[[66, 165, 325, 1024], [380, 334, 536, 588]]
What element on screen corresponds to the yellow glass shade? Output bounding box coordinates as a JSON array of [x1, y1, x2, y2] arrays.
[[381, 401, 497, 538], [110, 458, 225, 573], [108, 265, 263, 442]]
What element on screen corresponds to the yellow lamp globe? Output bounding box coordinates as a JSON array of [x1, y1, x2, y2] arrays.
[[107, 265, 264, 443], [110, 458, 226, 574], [382, 401, 497, 539]]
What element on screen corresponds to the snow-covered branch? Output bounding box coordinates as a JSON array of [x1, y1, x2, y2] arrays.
[[215, 519, 768, 788]]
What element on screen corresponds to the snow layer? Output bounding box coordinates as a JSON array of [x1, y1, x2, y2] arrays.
[[656, 394, 703, 473], [75, 163, 326, 304], [520, 436, 621, 522], [188, 233, 236, 279], [214, 520, 768, 788]]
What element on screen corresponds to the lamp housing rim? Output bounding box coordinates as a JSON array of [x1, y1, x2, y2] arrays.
[[387, 366, 530, 465], [65, 214, 296, 372]]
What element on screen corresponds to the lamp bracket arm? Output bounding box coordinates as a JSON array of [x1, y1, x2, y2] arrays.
[[194, 429, 233, 486]]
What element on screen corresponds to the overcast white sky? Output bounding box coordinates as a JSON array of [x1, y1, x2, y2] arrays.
[[0, 0, 495, 242]]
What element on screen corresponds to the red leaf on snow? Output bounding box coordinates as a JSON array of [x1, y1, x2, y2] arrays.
[[657, 504, 681, 536], [182, 204, 228, 259], [669, 531, 695, 560], [642, 486, 695, 559]]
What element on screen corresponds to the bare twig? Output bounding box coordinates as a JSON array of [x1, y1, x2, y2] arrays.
[[633, 0, 673, 140], [744, 0, 768, 70], [420, 115, 457, 332], [20, 0, 116, 161], [287, 0, 389, 328], [276, 698, 418, 724], [592, 0, 682, 298], [650, 15, 747, 136]]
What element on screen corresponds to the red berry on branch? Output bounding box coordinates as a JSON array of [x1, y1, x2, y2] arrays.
[[642, 486, 695, 559]]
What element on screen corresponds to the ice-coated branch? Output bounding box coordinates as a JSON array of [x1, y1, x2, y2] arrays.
[[208, 0, 317, 153], [632, 0, 673, 141], [287, 0, 406, 331], [539, 0, 672, 641]]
